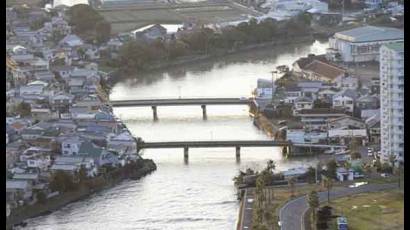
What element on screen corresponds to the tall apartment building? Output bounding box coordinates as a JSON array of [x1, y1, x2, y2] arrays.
[[380, 42, 404, 165]]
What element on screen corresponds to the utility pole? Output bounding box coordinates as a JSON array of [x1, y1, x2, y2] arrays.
[[271, 71, 277, 104]]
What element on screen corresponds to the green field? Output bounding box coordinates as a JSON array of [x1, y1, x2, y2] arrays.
[[328, 189, 404, 230], [98, 3, 261, 34]]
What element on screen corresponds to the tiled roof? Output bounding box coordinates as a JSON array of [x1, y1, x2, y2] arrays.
[[294, 54, 328, 69], [304, 60, 346, 80]]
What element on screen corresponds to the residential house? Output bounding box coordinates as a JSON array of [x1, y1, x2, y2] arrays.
[[334, 75, 358, 90], [20, 147, 52, 170], [327, 116, 366, 129], [356, 95, 379, 110], [296, 80, 329, 99], [52, 65, 75, 80], [61, 136, 83, 156], [296, 108, 347, 131], [361, 108, 380, 120], [59, 34, 84, 48], [332, 95, 354, 113], [301, 60, 346, 83], [6, 180, 33, 203], [317, 88, 339, 102], [366, 113, 381, 144], [293, 97, 314, 115], [132, 24, 167, 41], [328, 128, 368, 145], [336, 168, 354, 181], [284, 86, 303, 103], [33, 70, 55, 82], [107, 132, 137, 154], [50, 92, 75, 113]]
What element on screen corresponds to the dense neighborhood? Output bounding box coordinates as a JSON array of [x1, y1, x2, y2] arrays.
[[5, 0, 404, 229]]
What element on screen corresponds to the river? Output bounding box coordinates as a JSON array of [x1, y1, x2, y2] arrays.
[[22, 40, 328, 230]]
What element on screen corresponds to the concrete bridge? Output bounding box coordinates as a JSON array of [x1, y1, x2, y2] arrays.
[[110, 98, 252, 120], [136, 140, 346, 162]]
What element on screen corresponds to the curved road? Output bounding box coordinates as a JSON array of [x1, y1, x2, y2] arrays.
[[279, 183, 398, 230]]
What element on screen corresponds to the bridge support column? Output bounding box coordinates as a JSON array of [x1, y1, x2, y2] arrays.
[[152, 106, 158, 121], [184, 147, 189, 161], [235, 146, 241, 162], [201, 105, 207, 120]]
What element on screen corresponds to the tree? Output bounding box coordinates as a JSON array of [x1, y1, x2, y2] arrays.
[[388, 153, 396, 168], [166, 40, 187, 59], [305, 166, 316, 184], [374, 158, 382, 172], [326, 160, 337, 179], [288, 177, 296, 198], [49, 171, 76, 193], [323, 177, 333, 203], [36, 191, 47, 204], [95, 20, 111, 44], [255, 175, 266, 208], [68, 4, 104, 34], [308, 190, 320, 225], [16, 102, 31, 117]]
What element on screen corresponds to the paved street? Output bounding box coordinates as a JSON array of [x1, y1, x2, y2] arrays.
[[241, 189, 255, 230], [279, 183, 398, 230]]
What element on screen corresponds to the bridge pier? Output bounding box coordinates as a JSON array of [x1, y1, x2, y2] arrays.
[[235, 146, 241, 162], [184, 147, 189, 161], [201, 105, 207, 120], [152, 106, 158, 121]]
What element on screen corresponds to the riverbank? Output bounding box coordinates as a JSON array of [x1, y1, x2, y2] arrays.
[[6, 159, 157, 229], [107, 35, 315, 86]]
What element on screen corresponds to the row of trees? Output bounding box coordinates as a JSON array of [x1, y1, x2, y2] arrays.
[[117, 14, 313, 73]]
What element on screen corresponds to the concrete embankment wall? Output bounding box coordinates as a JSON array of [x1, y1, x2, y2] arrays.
[[6, 160, 156, 229]]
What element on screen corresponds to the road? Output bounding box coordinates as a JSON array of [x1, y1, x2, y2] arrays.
[[240, 189, 255, 230], [279, 183, 398, 230]]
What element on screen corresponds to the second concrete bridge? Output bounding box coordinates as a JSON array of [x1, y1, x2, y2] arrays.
[[109, 97, 252, 120]]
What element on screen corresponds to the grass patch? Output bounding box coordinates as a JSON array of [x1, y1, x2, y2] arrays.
[[326, 189, 403, 230]]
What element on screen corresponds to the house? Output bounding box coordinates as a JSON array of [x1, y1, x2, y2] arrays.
[[286, 129, 306, 143], [61, 136, 83, 156], [33, 70, 55, 82], [356, 95, 379, 110], [332, 95, 354, 113], [318, 88, 339, 102], [21, 128, 45, 141], [52, 65, 75, 80], [292, 54, 329, 77], [293, 97, 314, 115], [328, 116, 366, 129], [284, 86, 303, 103], [333, 75, 358, 90], [296, 108, 347, 131], [50, 93, 75, 112], [107, 132, 137, 154], [6, 180, 33, 202], [366, 113, 381, 144], [78, 141, 119, 167], [296, 80, 329, 99], [328, 129, 368, 145], [59, 34, 84, 48], [361, 108, 380, 120], [336, 167, 354, 181], [12, 173, 40, 184], [326, 26, 404, 62], [20, 147, 52, 170], [302, 60, 347, 83], [31, 107, 54, 121], [255, 79, 275, 99], [132, 24, 167, 41]]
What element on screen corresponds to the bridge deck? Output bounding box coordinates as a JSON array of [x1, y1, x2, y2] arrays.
[[138, 140, 290, 148], [110, 98, 251, 107]]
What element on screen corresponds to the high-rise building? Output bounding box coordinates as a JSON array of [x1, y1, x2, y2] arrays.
[[379, 42, 404, 165]]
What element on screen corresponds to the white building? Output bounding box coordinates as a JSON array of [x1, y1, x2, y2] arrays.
[[332, 95, 354, 113], [327, 26, 403, 63], [380, 42, 404, 164]]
